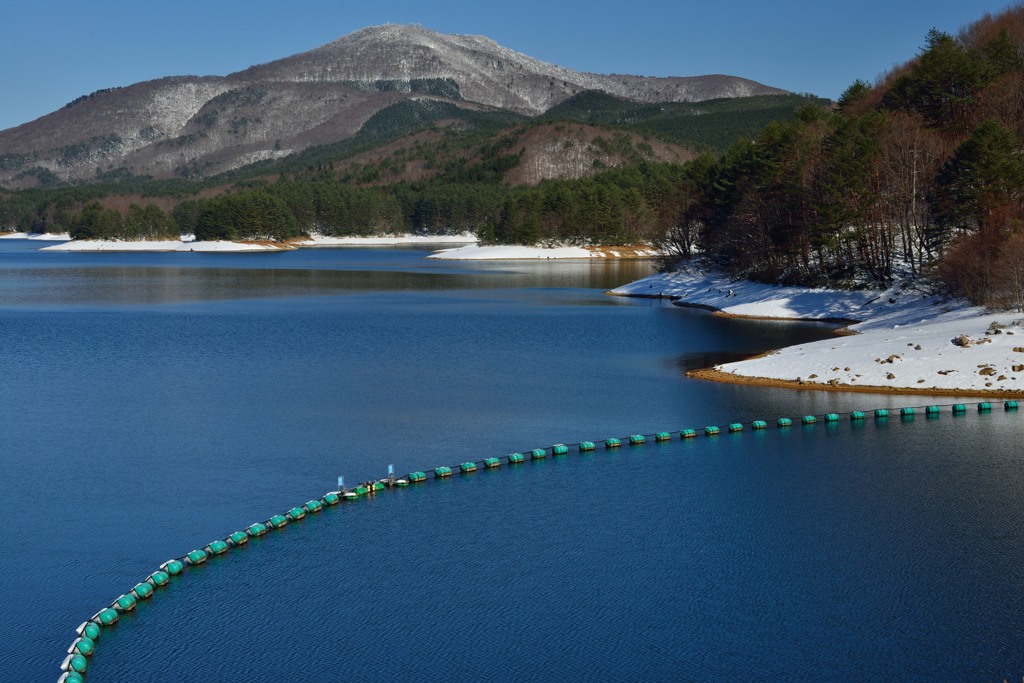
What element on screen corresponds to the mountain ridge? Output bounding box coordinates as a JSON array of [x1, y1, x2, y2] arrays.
[[0, 24, 786, 187]]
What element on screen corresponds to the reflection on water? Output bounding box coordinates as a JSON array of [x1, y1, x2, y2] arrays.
[[0, 246, 661, 306], [673, 350, 762, 372]]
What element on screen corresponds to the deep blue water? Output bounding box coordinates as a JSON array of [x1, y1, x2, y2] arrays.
[[0, 241, 1019, 682]]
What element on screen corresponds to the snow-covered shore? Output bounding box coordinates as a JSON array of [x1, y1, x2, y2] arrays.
[[40, 239, 287, 252], [6, 233, 664, 259], [294, 233, 478, 247], [614, 265, 1024, 397], [30, 232, 479, 252], [0, 231, 71, 241], [428, 244, 660, 260]]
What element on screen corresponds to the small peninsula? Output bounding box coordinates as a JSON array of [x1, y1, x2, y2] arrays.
[[616, 265, 1024, 398]]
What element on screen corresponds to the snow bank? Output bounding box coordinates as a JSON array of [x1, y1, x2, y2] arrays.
[[429, 244, 661, 260], [30, 233, 478, 252], [614, 265, 1023, 396], [718, 312, 1024, 394], [613, 265, 879, 321], [40, 239, 286, 252], [0, 232, 72, 241], [430, 245, 592, 260], [293, 233, 478, 247]]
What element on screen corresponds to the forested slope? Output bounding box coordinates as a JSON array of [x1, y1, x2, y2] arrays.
[[0, 94, 818, 246], [664, 7, 1024, 309]]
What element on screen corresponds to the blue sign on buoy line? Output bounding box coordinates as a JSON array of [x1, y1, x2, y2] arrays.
[[56, 399, 1019, 681]]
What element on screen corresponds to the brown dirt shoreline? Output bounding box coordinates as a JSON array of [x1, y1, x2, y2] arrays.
[[688, 367, 1024, 398], [619, 292, 1022, 398]]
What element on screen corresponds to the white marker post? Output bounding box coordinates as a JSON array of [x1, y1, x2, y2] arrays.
[[388, 464, 395, 486], [337, 475, 344, 492]]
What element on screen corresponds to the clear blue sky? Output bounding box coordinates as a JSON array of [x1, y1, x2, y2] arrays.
[[0, 0, 1016, 130]]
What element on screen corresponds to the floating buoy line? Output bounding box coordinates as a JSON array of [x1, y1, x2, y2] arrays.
[[56, 399, 1019, 681]]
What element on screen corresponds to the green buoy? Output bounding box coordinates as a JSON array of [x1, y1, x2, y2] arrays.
[[68, 654, 88, 673], [114, 594, 137, 612], [96, 608, 118, 626], [80, 622, 101, 640], [74, 636, 95, 656], [186, 549, 208, 565]]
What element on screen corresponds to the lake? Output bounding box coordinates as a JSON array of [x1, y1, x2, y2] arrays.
[[1, 241, 1019, 682]]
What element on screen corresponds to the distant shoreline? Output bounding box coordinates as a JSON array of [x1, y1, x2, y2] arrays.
[[427, 244, 660, 260], [9, 232, 479, 253], [0, 232, 662, 259], [0, 231, 72, 241]]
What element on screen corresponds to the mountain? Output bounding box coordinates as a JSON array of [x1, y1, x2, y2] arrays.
[[0, 24, 785, 188], [236, 25, 783, 116]]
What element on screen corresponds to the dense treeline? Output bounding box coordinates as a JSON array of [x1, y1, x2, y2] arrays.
[[72, 202, 178, 240], [47, 162, 695, 246], [663, 8, 1024, 309]]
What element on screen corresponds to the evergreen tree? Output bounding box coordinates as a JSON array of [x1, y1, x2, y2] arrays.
[[932, 118, 1024, 233]]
